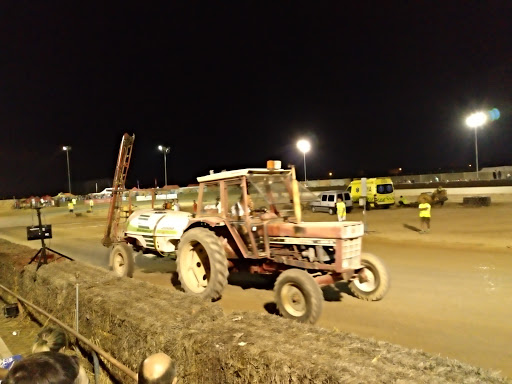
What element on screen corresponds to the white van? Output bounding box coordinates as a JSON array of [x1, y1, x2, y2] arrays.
[[310, 190, 353, 215]]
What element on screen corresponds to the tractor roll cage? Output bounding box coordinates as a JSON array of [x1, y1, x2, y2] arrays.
[[193, 171, 352, 274]]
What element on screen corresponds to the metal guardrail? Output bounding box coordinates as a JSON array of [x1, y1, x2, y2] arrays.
[[0, 283, 138, 382]]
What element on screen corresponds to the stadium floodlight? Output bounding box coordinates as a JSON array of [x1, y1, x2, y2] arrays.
[[158, 145, 170, 186], [465, 112, 488, 180], [296, 139, 311, 182], [62, 146, 72, 193]]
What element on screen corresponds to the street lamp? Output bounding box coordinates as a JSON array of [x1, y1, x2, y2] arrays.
[[158, 145, 170, 186], [465, 112, 488, 180], [296, 139, 311, 182], [62, 146, 72, 193]]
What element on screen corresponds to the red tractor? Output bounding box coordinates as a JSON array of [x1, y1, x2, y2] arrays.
[[102, 135, 389, 324], [174, 160, 390, 323]]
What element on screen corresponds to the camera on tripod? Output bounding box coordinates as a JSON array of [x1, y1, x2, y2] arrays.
[[26, 224, 52, 241], [27, 205, 72, 269], [26, 204, 52, 241]]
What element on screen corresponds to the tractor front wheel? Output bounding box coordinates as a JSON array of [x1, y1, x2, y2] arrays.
[[274, 269, 323, 324], [176, 228, 228, 301], [110, 243, 135, 278], [349, 253, 390, 301]]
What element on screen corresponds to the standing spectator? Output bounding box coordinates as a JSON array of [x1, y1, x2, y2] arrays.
[[498, 170, 502, 179], [72, 198, 77, 206], [138, 353, 177, 384], [68, 201, 74, 213], [336, 197, 346, 222], [418, 197, 431, 234], [89, 200, 94, 212], [173, 199, 180, 211], [192, 200, 197, 214], [493, 171, 497, 179]]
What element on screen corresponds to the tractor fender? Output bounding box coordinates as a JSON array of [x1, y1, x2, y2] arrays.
[[183, 218, 250, 259], [185, 217, 227, 229]]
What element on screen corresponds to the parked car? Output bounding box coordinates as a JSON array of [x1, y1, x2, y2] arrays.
[[310, 190, 353, 215]]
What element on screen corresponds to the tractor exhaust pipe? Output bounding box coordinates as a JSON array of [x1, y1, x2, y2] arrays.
[[290, 165, 302, 223]]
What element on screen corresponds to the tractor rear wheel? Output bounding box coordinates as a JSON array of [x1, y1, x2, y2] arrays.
[[176, 228, 228, 301], [111, 243, 135, 278], [349, 253, 390, 301], [274, 269, 323, 324]]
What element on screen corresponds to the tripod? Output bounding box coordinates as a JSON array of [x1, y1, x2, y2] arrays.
[[28, 207, 73, 270]]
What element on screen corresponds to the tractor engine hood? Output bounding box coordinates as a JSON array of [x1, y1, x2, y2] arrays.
[[266, 220, 364, 239]]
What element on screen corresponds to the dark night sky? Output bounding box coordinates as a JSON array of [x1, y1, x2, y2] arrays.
[[0, 2, 511, 197]]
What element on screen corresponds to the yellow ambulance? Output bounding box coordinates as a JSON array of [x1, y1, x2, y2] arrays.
[[347, 178, 395, 208]]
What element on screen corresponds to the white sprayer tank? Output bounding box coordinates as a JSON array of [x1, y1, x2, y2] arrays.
[[124, 209, 191, 254]]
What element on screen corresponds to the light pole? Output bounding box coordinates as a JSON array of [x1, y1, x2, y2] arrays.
[[158, 145, 170, 186], [465, 112, 488, 180], [296, 139, 311, 182], [62, 146, 72, 193]]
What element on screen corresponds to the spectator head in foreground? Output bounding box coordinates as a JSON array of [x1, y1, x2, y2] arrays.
[[32, 326, 69, 353], [4, 351, 83, 384], [138, 353, 177, 384]]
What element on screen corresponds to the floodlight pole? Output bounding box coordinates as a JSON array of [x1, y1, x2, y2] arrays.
[[474, 128, 479, 180], [158, 145, 170, 186], [466, 112, 488, 181], [303, 152, 307, 182], [296, 139, 311, 183], [163, 151, 168, 186], [63, 146, 72, 193]]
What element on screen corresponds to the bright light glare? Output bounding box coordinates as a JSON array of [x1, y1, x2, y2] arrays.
[[297, 139, 311, 154], [466, 112, 488, 128], [62, 146, 71, 151], [489, 108, 500, 121], [158, 145, 163, 151]]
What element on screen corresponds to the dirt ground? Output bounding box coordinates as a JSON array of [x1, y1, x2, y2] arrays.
[[1, 194, 511, 379]]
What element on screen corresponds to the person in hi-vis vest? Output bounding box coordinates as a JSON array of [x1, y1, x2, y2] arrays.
[[418, 198, 431, 234], [336, 197, 346, 222]]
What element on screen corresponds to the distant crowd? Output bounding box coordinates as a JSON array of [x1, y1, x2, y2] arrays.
[[0, 326, 177, 384]]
